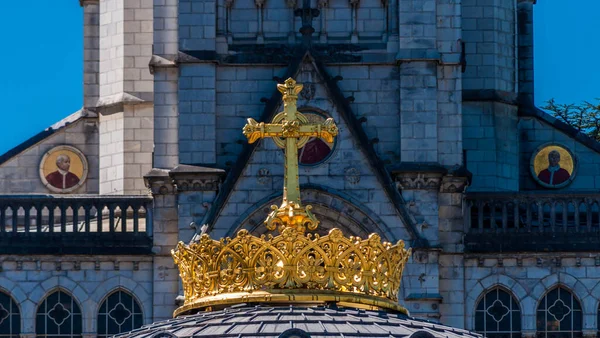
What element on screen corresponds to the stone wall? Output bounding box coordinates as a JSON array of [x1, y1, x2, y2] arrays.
[[461, 254, 600, 336], [0, 117, 99, 194], [0, 255, 153, 337], [98, 105, 154, 195], [462, 0, 517, 92], [519, 116, 600, 190], [463, 102, 519, 191]]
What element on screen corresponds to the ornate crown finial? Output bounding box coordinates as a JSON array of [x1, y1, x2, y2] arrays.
[[172, 78, 411, 317]]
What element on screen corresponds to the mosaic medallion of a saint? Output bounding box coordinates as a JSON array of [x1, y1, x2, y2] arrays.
[[530, 144, 576, 189], [39, 145, 88, 193], [297, 112, 335, 165]]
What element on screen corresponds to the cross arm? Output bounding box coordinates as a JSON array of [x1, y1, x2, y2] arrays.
[[243, 118, 283, 143], [297, 118, 338, 143]]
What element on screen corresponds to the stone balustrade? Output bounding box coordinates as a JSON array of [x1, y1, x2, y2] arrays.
[[0, 195, 153, 255], [464, 192, 600, 252]]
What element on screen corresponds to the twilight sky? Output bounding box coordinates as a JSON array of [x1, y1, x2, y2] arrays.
[[0, 1, 598, 155]]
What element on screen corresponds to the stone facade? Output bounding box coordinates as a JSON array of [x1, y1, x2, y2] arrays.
[[1, 0, 600, 337]]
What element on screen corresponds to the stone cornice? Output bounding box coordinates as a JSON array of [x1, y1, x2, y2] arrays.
[[170, 164, 226, 192], [391, 163, 470, 192], [144, 165, 226, 195], [149, 54, 178, 74], [144, 168, 175, 195], [95, 92, 154, 114]]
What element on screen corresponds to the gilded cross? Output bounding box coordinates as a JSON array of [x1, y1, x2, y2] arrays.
[[243, 78, 338, 233]]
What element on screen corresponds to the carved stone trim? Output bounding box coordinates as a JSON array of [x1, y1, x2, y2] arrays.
[[394, 172, 443, 191], [439, 175, 469, 193], [144, 168, 175, 195], [170, 164, 226, 192]]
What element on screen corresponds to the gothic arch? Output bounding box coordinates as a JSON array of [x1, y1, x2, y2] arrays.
[[91, 276, 153, 330], [28, 276, 89, 333], [530, 273, 590, 313], [0, 283, 23, 336], [227, 184, 396, 241], [35, 287, 84, 336], [466, 274, 528, 324]]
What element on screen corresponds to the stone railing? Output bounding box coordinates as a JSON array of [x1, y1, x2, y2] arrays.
[[0, 195, 153, 255], [464, 192, 600, 252]]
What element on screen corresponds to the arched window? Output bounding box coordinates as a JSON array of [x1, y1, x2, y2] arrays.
[[475, 288, 521, 337], [97, 290, 143, 337], [537, 286, 582, 338], [0, 291, 20, 337], [36, 290, 82, 337]]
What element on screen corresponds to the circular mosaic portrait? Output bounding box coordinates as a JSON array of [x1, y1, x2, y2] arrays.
[[297, 111, 336, 166], [530, 143, 576, 189], [39, 145, 88, 193]]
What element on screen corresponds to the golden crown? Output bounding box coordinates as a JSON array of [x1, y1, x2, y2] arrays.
[[171, 78, 412, 316]]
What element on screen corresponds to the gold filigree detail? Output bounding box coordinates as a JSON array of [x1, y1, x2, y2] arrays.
[[172, 228, 411, 313]]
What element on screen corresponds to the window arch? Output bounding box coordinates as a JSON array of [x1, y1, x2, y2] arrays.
[[0, 291, 20, 337], [474, 288, 521, 337], [97, 290, 143, 337], [36, 290, 82, 337], [537, 286, 582, 338]]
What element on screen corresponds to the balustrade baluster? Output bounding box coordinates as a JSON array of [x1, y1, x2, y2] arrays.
[[586, 199, 592, 232], [60, 204, 67, 233], [36, 204, 42, 233], [72, 204, 79, 233], [133, 205, 139, 234], [464, 200, 472, 232], [538, 202, 544, 233], [84, 206, 91, 233], [12, 205, 18, 233], [501, 203, 507, 232], [526, 202, 532, 231], [574, 200, 580, 232], [109, 204, 115, 233], [0, 206, 5, 233], [97, 203, 103, 233], [550, 201, 556, 232], [513, 200, 519, 230], [562, 201, 568, 232], [477, 200, 484, 232], [121, 204, 128, 233], [146, 203, 153, 236], [24, 205, 30, 233], [48, 205, 54, 233]]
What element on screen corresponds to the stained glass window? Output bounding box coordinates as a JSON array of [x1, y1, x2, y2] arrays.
[[36, 290, 82, 338], [97, 290, 143, 337], [0, 291, 20, 338], [536, 287, 582, 338], [475, 288, 521, 338]]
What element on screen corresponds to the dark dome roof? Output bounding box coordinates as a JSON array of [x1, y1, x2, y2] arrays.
[[116, 305, 481, 338]]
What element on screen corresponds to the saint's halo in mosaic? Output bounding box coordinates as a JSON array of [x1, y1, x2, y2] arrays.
[[39, 145, 88, 193], [530, 144, 576, 188]]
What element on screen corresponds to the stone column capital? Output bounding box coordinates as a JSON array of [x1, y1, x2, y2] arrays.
[[144, 168, 176, 195]]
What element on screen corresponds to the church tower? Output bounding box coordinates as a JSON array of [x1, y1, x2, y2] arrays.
[[96, 0, 155, 195]]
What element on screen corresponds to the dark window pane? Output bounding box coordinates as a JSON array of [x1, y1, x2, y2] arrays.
[[36, 290, 82, 337], [474, 289, 521, 337], [537, 287, 582, 337], [97, 291, 144, 336], [0, 292, 21, 337]]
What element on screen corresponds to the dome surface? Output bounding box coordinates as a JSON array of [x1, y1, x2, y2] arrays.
[[116, 305, 481, 338]]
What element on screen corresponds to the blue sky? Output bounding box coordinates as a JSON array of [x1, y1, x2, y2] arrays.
[[0, 1, 598, 155]]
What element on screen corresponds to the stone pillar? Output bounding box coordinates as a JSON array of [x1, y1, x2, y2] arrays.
[[152, 0, 179, 169], [518, 0, 536, 105], [80, 0, 99, 110], [462, 0, 517, 92], [171, 165, 225, 241], [392, 164, 444, 321], [97, 0, 154, 195], [144, 169, 179, 322]]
